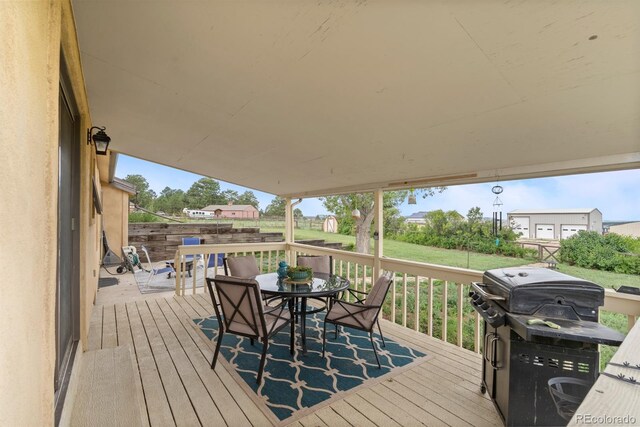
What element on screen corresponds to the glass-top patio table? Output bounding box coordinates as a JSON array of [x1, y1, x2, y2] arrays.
[[254, 272, 350, 353]]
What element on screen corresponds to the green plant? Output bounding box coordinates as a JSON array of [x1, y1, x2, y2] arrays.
[[129, 211, 163, 223], [287, 265, 312, 273], [560, 231, 640, 274], [287, 265, 312, 279]]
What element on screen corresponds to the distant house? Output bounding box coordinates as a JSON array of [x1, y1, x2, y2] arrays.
[[202, 202, 259, 219], [406, 211, 429, 225], [608, 221, 640, 238], [507, 208, 602, 240]]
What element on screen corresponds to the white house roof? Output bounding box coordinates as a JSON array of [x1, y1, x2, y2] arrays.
[[508, 208, 600, 215], [202, 204, 257, 212], [73, 1, 640, 197]]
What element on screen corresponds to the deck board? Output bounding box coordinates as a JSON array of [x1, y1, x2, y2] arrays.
[[136, 301, 201, 427], [157, 298, 253, 427], [126, 302, 176, 426], [81, 283, 499, 427], [70, 346, 143, 426]]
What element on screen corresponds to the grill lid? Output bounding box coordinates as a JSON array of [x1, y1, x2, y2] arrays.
[[482, 267, 604, 321]]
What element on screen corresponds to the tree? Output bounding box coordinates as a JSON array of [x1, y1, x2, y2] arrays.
[[321, 188, 445, 254], [235, 190, 260, 209], [294, 208, 304, 218], [264, 196, 286, 217], [185, 178, 223, 209], [220, 189, 239, 204], [123, 174, 156, 208], [466, 206, 484, 235], [154, 187, 186, 215], [424, 209, 464, 235]]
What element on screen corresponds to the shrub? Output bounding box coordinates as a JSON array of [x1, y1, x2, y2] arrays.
[[396, 210, 536, 259], [129, 211, 163, 223], [560, 231, 640, 274]]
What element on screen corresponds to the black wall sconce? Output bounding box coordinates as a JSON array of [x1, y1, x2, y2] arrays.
[[87, 126, 111, 156]]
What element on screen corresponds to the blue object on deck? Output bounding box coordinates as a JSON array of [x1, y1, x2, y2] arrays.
[[277, 260, 289, 279], [181, 237, 203, 262], [206, 253, 224, 268]]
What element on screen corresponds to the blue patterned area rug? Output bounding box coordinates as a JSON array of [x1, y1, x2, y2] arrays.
[[193, 313, 429, 425]]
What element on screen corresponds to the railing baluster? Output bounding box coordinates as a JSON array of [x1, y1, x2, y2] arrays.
[[428, 278, 434, 336], [414, 275, 420, 332], [442, 280, 448, 343], [391, 274, 397, 324], [182, 257, 188, 296], [457, 283, 464, 347], [174, 252, 182, 296], [363, 266, 368, 293], [259, 251, 264, 273], [355, 263, 359, 294], [346, 262, 351, 302], [203, 254, 209, 294], [192, 254, 197, 294], [268, 250, 272, 272], [402, 273, 407, 328]]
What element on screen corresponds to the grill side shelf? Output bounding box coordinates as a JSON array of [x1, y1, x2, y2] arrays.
[[507, 314, 626, 346]]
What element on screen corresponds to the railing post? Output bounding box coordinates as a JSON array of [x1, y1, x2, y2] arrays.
[[373, 189, 384, 281]]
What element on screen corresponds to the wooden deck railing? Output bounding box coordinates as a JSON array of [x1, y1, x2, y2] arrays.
[[174, 242, 640, 355]]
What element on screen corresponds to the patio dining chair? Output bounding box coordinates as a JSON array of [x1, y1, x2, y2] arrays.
[[138, 245, 175, 288], [223, 255, 260, 278], [296, 255, 333, 275], [322, 273, 393, 368], [297, 254, 334, 315], [206, 275, 295, 384]]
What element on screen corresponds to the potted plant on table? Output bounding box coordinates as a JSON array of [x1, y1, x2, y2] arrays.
[[286, 265, 313, 281]]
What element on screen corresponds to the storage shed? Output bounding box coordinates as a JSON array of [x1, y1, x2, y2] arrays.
[[507, 208, 602, 240]]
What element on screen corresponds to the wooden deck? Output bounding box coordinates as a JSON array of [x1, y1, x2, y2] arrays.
[[80, 280, 500, 426]]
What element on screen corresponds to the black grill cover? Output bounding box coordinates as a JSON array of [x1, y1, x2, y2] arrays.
[[482, 267, 604, 322]]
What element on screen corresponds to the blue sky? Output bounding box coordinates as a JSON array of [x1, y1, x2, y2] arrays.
[[116, 155, 640, 221]]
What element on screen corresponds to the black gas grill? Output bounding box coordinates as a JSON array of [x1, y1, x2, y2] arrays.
[[469, 267, 625, 427]]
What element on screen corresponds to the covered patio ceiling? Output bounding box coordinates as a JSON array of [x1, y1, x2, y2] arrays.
[[73, 1, 640, 197]]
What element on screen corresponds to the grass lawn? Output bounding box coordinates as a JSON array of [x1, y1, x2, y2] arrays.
[[266, 228, 536, 271], [556, 264, 639, 289]]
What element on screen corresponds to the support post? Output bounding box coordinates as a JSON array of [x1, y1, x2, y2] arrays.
[[373, 189, 383, 281], [284, 197, 293, 263]]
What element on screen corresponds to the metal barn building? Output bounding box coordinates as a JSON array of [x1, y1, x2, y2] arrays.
[[507, 208, 602, 240], [608, 221, 640, 238]]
